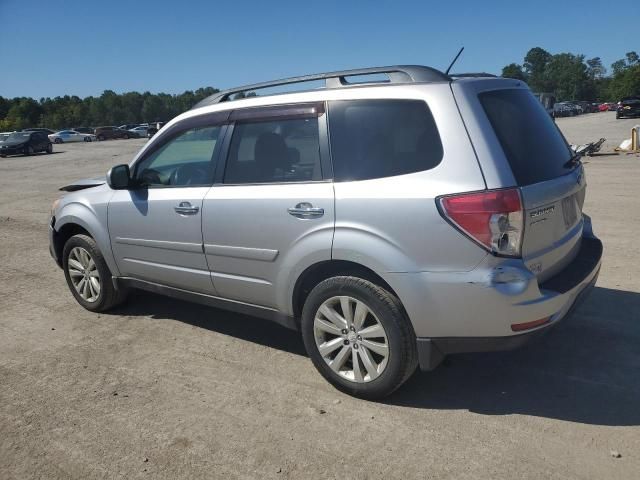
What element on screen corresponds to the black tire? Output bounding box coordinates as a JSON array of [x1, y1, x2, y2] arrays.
[[301, 276, 418, 399], [24, 145, 34, 155], [54, 138, 63, 144], [84, 136, 91, 142], [122, 133, 129, 139], [62, 234, 127, 312], [98, 135, 105, 141], [46, 143, 53, 153]]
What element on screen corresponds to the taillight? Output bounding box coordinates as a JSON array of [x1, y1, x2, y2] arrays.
[[438, 188, 524, 257]]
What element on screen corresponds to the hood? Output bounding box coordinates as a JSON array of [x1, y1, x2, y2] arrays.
[[59, 176, 106, 192]]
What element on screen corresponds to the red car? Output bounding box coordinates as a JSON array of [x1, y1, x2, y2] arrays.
[[598, 103, 609, 112]]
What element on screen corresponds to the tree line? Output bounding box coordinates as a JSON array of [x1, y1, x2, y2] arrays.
[[501, 48, 640, 101], [0, 87, 220, 132], [1, 48, 639, 132]]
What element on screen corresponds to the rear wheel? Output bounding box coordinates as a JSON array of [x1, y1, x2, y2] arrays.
[[62, 234, 127, 312], [301, 276, 417, 399]]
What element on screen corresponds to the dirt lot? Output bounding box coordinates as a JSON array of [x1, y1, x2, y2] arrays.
[[1, 113, 639, 480]]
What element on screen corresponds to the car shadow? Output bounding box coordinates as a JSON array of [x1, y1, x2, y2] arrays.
[[111, 286, 639, 426], [110, 290, 306, 356], [387, 286, 640, 426]]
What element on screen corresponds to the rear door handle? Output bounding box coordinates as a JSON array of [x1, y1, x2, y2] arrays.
[[288, 202, 324, 219], [174, 201, 200, 215]]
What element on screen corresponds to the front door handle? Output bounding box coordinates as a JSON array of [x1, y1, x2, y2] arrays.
[[174, 201, 200, 215], [288, 202, 324, 219]]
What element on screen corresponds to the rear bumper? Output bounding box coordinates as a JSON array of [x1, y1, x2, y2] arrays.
[[408, 236, 602, 371]]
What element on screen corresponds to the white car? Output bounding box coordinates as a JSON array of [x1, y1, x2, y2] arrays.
[[128, 126, 149, 138], [48, 130, 97, 144]]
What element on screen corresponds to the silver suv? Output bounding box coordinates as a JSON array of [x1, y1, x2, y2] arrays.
[[49, 66, 602, 399]]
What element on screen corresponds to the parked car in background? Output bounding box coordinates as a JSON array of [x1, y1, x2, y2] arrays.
[[129, 126, 149, 138], [616, 97, 640, 119], [48, 130, 97, 143], [553, 102, 575, 117], [145, 121, 165, 138], [118, 124, 140, 131], [607, 102, 618, 111], [73, 127, 95, 134], [23, 128, 55, 135], [0, 131, 52, 157], [94, 126, 132, 141], [598, 103, 610, 112]]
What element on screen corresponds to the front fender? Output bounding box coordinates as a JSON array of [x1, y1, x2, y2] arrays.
[[54, 201, 120, 276]]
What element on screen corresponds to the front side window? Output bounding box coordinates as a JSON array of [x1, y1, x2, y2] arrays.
[[223, 117, 321, 184], [135, 125, 221, 187], [328, 99, 443, 181]]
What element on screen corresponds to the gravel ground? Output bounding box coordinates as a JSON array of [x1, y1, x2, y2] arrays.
[[1, 114, 639, 480]]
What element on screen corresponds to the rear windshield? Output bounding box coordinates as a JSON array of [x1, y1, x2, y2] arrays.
[[479, 89, 572, 186]]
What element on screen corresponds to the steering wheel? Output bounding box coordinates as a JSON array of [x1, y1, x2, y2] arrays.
[[169, 164, 210, 186], [139, 168, 164, 186]]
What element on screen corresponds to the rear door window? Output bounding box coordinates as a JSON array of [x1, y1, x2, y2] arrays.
[[479, 89, 573, 186], [327, 99, 443, 181]]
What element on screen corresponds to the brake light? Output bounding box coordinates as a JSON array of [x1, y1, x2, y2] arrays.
[[439, 188, 524, 257]]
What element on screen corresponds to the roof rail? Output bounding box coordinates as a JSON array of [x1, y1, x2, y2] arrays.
[[192, 65, 451, 109], [449, 72, 498, 78]]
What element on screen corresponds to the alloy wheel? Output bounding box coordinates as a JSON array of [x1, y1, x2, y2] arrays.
[[313, 295, 389, 383], [67, 246, 101, 302]]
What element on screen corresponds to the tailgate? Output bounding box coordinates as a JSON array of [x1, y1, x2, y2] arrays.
[[520, 165, 586, 281]]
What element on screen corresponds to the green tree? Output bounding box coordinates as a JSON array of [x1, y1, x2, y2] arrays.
[[523, 47, 552, 91], [501, 63, 527, 81]]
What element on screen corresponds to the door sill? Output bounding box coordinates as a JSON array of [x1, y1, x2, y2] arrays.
[[116, 277, 298, 331]]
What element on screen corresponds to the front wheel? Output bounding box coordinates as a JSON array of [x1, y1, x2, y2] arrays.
[[301, 276, 418, 399], [54, 138, 63, 144], [46, 143, 53, 153], [62, 234, 127, 312]]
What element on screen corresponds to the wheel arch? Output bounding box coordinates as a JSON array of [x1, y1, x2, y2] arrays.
[[291, 260, 399, 322], [54, 202, 119, 275]]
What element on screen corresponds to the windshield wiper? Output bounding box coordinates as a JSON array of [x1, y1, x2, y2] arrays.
[[563, 153, 581, 169]]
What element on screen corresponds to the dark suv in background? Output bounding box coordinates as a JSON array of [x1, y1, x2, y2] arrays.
[[616, 97, 640, 119], [0, 131, 53, 157], [94, 126, 132, 141]]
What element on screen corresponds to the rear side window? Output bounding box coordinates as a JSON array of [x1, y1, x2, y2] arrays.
[[224, 117, 321, 184], [479, 89, 572, 186], [328, 100, 442, 181]]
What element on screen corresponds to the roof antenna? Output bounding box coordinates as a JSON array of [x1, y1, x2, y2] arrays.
[[445, 47, 464, 75]]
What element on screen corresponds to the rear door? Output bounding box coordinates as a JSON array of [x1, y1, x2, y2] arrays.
[[201, 103, 334, 309], [465, 84, 585, 281]]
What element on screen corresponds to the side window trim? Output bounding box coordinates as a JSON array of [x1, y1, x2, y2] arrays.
[[131, 110, 230, 187], [214, 102, 331, 185]]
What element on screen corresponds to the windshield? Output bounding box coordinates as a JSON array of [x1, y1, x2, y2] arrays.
[[7, 132, 31, 141], [480, 88, 573, 186]]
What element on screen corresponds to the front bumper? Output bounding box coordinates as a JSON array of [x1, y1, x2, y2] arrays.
[[408, 236, 603, 371], [0, 145, 24, 155], [49, 217, 62, 267]]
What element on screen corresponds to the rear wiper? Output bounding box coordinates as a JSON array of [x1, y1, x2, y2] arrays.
[[563, 153, 581, 169]]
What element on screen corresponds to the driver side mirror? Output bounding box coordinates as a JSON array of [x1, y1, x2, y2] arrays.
[[106, 164, 131, 190]]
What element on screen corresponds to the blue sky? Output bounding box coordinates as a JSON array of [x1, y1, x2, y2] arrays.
[[0, 0, 636, 99]]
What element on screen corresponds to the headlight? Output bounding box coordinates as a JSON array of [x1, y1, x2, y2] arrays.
[[51, 198, 61, 216]]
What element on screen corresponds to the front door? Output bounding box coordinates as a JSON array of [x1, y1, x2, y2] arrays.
[[108, 123, 224, 294], [202, 104, 334, 309]]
